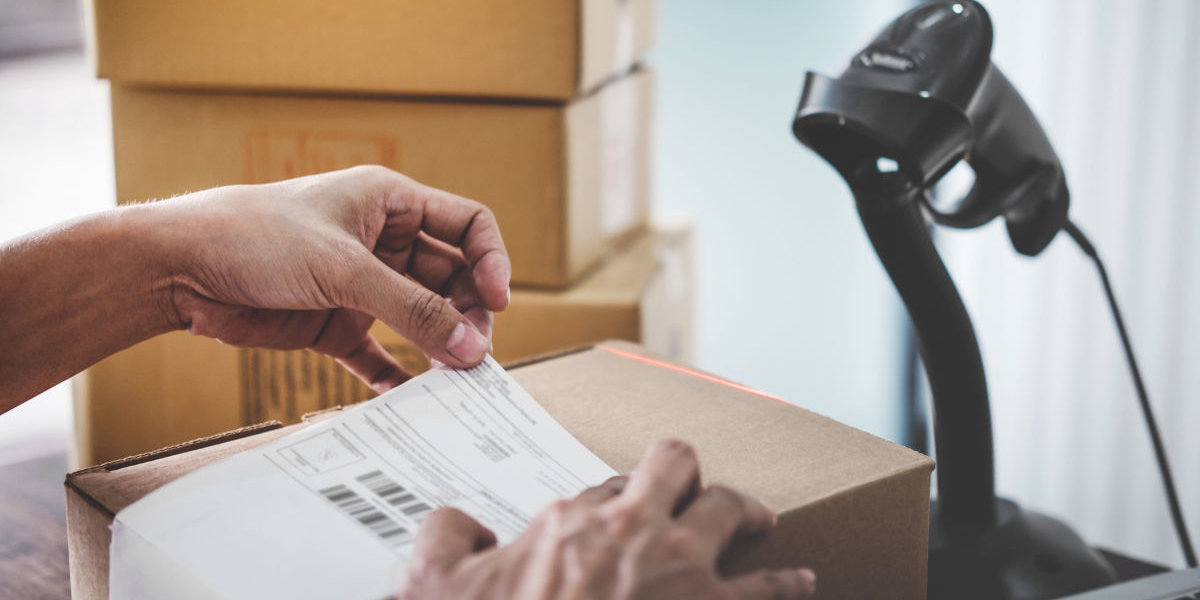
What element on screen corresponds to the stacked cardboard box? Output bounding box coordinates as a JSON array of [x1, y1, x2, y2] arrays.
[[77, 0, 688, 465], [68, 343, 935, 600]]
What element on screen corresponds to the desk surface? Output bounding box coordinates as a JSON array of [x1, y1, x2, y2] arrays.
[[0, 453, 70, 600], [0, 453, 1171, 600]]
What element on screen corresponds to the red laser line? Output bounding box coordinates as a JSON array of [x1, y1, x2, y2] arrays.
[[597, 345, 791, 405]]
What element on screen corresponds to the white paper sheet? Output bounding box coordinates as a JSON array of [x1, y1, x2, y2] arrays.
[[110, 357, 617, 600]]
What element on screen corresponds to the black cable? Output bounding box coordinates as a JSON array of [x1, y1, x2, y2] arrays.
[[1064, 219, 1198, 568]]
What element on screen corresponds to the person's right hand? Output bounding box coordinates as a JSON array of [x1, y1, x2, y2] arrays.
[[148, 166, 511, 390], [396, 439, 817, 600]]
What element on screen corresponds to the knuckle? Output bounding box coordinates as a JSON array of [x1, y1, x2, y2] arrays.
[[705, 485, 744, 509], [658, 528, 698, 560], [539, 499, 575, 527], [551, 524, 593, 557], [350, 164, 395, 180], [603, 501, 649, 537], [348, 165, 411, 199], [405, 291, 451, 340], [460, 201, 499, 235], [476, 205, 498, 227], [465, 200, 491, 218]]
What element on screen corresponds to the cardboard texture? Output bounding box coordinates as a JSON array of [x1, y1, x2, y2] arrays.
[[74, 224, 693, 467], [109, 69, 654, 287], [67, 342, 933, 600], [88, 0, 657, 101]]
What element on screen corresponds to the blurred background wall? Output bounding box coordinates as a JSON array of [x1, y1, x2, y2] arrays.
[[653, 0, 912, 442], [932, 0, 1200, 568], [1, 0, 1197, 569]]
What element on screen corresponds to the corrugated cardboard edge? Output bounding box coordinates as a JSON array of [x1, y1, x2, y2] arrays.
[[720, 457, 932, 598], [94, 420, 285, 474], [66, 420, 284, 600], [501, 343, 598, 371]]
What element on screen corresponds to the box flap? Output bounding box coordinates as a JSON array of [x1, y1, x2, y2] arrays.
[[67, 421, 292, 517]]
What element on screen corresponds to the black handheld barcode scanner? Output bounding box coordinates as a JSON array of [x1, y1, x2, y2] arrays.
[[792, 2, 1118, 598]]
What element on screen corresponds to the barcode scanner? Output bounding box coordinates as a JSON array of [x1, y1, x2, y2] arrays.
[[795, 1, 1069, 255], [792, 2, 1120, 599]]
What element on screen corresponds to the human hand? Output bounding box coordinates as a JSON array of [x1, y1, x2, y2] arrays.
[[147, 166, 510, 391], [396, 439, 817, 600]]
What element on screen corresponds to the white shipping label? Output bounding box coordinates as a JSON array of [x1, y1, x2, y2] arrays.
[[110, 357, 617, 600]]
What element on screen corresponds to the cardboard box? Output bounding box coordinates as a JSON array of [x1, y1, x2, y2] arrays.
[[67, 342, 934, 600], [109, 69, 654, 287], [74, 223, 693, 467], [88, 0, 657, 101]]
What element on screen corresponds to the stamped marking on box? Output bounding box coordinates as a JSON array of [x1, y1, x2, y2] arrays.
[[240, 345, 430, 426], [244, 130, 399, 183]]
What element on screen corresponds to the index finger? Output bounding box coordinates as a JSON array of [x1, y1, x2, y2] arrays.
[[407, 181, 511, 312], [620, 439, 703, 518]]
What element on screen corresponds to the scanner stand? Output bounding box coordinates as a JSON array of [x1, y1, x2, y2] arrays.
[[850, 166, 1116, 600]]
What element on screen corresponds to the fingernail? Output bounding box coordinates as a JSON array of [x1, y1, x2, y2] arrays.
[[796, 568, 816, 593], [506, 286, 512, 305], [446, 322, 488, 363], [760, 499, 778, 524]]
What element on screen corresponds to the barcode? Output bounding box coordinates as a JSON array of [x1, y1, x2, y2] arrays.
[[356, 470, 434, 521], [319, 483, 409, 547]]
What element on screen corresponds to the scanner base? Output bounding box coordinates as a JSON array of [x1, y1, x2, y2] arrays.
[[929, 498, 1118, 600]]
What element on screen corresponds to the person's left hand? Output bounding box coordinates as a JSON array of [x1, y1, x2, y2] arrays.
[[143, 166, 510, 391], [396, 439, 817, 600]]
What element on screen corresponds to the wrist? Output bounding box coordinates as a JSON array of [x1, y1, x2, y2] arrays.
[[106, 203, 191, 335], [0, 204, 189, 407]]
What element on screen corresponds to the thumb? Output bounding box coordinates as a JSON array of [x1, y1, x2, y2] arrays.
[[345, 257, 490, 368], [411, 507, 498, 572]]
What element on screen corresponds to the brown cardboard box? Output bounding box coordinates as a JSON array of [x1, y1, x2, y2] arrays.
[[109, 69, 654, 287], [67, 342, 934, 600], [74, 223, 693, 467], [88, 0, 657, 101]]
